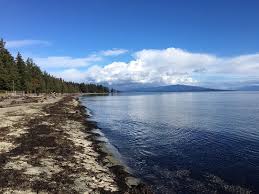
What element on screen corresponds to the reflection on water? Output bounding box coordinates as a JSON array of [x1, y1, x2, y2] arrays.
[[80, 92, 259, 193]]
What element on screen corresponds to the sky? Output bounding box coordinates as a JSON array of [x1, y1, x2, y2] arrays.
[[1, 0, 259, 89]]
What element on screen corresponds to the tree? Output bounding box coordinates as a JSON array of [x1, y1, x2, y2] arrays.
[[0, 38, 5, 50], [0, 39, 18, 91], [16, 52, 27, 91], [0, 38, 110, 94]]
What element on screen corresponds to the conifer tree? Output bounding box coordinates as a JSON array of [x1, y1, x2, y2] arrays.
[[0, 39, 19, 91], [0, 38, 110, 94], [16, 52, 26, 91]]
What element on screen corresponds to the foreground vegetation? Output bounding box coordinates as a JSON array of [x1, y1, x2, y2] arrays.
[[0, 39, 109, 94]]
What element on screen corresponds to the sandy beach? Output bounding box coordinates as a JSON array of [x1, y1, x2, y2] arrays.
[[0, 95, 152, 194]]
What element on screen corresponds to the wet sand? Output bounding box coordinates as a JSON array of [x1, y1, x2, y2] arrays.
[[0, 95, 152, 194]]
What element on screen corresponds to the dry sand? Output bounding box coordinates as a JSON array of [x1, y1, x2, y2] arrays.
[[0, 95, 152, 194]]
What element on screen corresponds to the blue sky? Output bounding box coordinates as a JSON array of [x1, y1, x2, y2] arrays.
[[1, 0, 259, 89]]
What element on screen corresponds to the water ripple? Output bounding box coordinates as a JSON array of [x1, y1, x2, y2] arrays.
[[80, 92, 259, 193]]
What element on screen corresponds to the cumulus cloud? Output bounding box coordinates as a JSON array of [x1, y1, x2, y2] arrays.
[[51, 69, 86, 82], [6, 39, 51, 48], [81, 48, 259, 86], [34, 47, 259, 87], [101, 49, 128, 56]]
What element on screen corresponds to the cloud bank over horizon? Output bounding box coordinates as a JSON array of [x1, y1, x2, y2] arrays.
[[45, 47, 259, 89], [8, 40, 258, 89]]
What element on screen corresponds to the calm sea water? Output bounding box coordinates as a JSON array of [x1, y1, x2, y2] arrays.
[[80, 92, 259, 193]]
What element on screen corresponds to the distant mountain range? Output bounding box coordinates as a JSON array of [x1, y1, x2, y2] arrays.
[[125, 84, 223, 92], [236, 85, 259, 91]]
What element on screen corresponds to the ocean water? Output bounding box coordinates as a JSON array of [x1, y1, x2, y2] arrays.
[[80, 92, 259, 193]]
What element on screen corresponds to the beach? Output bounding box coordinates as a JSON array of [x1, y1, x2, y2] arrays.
[[0, 94, 152, 194]]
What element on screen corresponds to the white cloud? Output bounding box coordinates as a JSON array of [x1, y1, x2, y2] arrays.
[[80, 48, 214, 85], [31, 47, 259, 87], [101, 49, 128, 56], [219, 53, 259, 74], [6, 39, 51, 48], [51, 69, 86, 82], [32, 49, 128, 69], [82, 48, 259, 86], [34, 54, 102, 69]]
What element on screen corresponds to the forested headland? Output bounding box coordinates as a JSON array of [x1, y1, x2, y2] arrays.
[[0, 39, 109, 94]]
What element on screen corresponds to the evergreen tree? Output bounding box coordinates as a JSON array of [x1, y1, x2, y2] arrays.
[[16, 52, 26, 91], [0, 38, 110, 94], [0, 39, 19, 91], [0, 39, 7, 90]]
